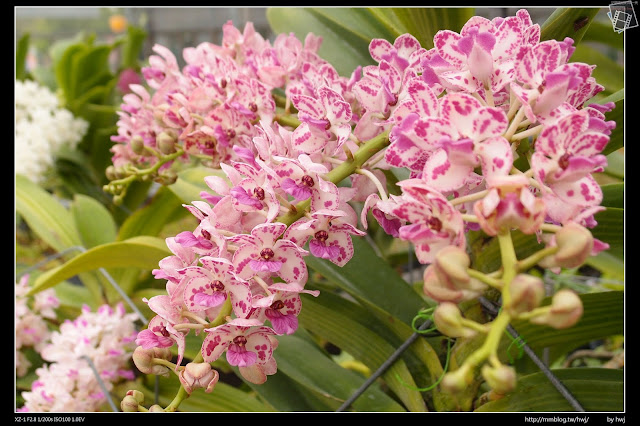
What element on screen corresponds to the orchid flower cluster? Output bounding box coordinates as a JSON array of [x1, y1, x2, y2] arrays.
[[18, 303, 138, 412], [109, 10, 615, 410]]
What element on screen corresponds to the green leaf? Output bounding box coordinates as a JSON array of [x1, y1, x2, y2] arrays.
[[169, 166, 222, 204], [15, 174, 83, 252], [118, 186, 191, 241], [581, 18, 624, 51], [540, 8, 601, 45], [603, 150, 624, 180], [16, 33, 30, 81], [120, 25, 147, 69], [274, 334, 407, 412], [585, 251, 624, 283], [70, 194, 117, 248], [305, 236, 427, 325], [299, 291, 429, 412], [475, 368, 623, 412], [600, 183, 624, 208], [591, 207, 624, 259], [27, 236, 171, 296]]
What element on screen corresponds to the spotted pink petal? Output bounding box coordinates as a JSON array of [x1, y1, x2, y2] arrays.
[[461, 15, 494, 35], [201, 326, 233, 362], [492, 16, 524, 61], [251, 222, 287, 246], [369, 38, 394, 63], [552, 174, 603, 206], [438, 69, 480, 92], [318, 86, 352, 124], [471, 107, 508, 141], [476, 136, 513, 178], [490, 59, 516, 92], [232, 244, 260, 280], [434, 30, 466, 68], [422, 147, 476, 191], [311, 178, 340, 212], [391, 78, 440, 122], [292, 94, 325, 120], [292, 122, 328, 154], [441, 93, 483, 138], [272, 243, 308, 284]]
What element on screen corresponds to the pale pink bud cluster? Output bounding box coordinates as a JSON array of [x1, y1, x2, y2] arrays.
[[15, 275, 59, 377], [19, 303, 138, 412]]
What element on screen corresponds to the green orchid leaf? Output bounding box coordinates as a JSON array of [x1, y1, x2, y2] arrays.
[[70, 194, 117, 248], [27, 236, 171, 297], [16, 174, 83, 252], [299, 290, 429, 412], [273, 333, 407, 412], [600, 183, 624, 208], [540, 8, 601, 45], [591, 207, 624, 259], [585, 251, 624, 283], [118, 186, 192, 241], [169, 166, 223, 204], [475, 368, 623, 412], [305, 236, 426, 326], [16, 33, 30, 81], [582, 18, 624, 50]]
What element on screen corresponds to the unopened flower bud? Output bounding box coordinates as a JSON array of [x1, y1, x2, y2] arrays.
[[433, 302, 477, 338], [554, 222, 594, 268], [481, 364, 516, 395], [105, 165, 117, 181], [130, 135, 145, 155], [423, 247, 486, 303], [178, 362, 219, 394], [531, 289, 583, 329], [157, 131, 177, 154], [132, 346, 171, 377], [440, 364, 474, 394], [153, 104, 169, 124], [125, 389, 145, 404], [121, 395, 141, 412], [507, 274, 545, 316], [148, 404, 165, 412]]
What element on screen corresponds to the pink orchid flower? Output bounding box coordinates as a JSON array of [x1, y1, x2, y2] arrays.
[[136, 315, 187, 370], [369, 33, 425, 74], [275, 156, 341, 211], [248, 282, 320, 335], [391, 180, 466, 264], [531, 111, 608, 207], [179, 256, 252, 319], [291, 85, 353, 154], [202, 318, 278, 384], [231, 222, 309, 284], [473, 174, 546, 236], [284, 209, 367, 266]]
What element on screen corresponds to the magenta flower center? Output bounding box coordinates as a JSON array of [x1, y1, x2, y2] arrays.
[[212, 280, 225, 292], [427, 217, 443, 232], [233, 335, 248, 347], [558, 153, 570, 169], [253, 187, 265, 200], [260, 248, 275, 260], [314, 230, 329, 242], [220, 78, 227, 88], [270, 300, 285, 311], [226, 129, 236, 140], [301, 175, 315, 187], [249, 102, 258, 112]]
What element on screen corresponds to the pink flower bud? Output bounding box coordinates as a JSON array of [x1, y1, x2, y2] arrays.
[[148, 404, 165, 412], [531, 289, 583, 329], [178, 362, 220, 394], [433, 302, 477, 338], [157, 130, 177, 155], [423, 246, 486, 303], [132, 346, 171, 377], [121, 395, 141, 412], [125, 389, 145, 404], [507, 274, 545, 316], [553, 222, 594, 268], [481, 364, 516, 395]]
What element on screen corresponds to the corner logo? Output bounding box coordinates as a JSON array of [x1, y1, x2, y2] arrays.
[[609, 1, 638, 33]]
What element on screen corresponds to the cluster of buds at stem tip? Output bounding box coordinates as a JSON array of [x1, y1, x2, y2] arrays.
[[178, 362, 220, 394]]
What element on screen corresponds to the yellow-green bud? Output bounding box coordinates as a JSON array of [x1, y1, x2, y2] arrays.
[[157, 131, 177, 154], [148, 404, 165, 412], [121, 395, 141, 412], [130, 135, 145, 155], [531, 289, 583, 329], [507, 274, 545, 316], [440, 364, 474, 394], [481, 364, 516, 395], [433, 302, 477, 338], [554, 222, 594, 268], [132, 346, 171, 377], [125, 389, 145, 404]]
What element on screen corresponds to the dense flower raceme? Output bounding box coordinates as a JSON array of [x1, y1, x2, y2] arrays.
[[121, 11, 615, 399], [19, 303, 138, 412], [15, 80, 89, 183]]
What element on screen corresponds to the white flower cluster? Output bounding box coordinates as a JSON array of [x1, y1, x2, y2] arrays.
[[15, 80, 89, 183], [19, 303, 139, 412], [15, 275, 59, 377]]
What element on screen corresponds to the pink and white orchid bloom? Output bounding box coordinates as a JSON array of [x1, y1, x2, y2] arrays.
[[179, 256, 252, 320], [136, 315, 187, 370], [531, 110, 608, 207], [473, 174, 546, 236], [284, 208, 367, 266], [231, 222, 309, 284], [202, 318, 278, 384], [248, 282, 320, 335]]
